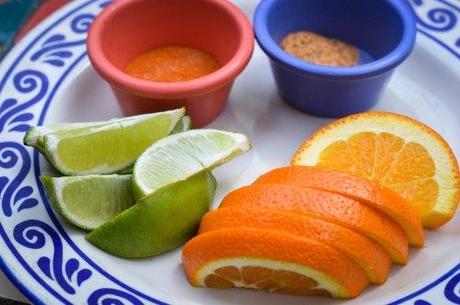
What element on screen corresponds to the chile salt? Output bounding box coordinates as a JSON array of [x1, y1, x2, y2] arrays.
[[125, 46, 220, 82], [281, 31, 359, 67]]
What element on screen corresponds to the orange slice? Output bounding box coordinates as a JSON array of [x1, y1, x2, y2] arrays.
[[220, 184, 408, 264], [199, 207, 391, 284], [182, 228, 370, 298], [255, 166, 424, 247], [291, 112, 460, 229]]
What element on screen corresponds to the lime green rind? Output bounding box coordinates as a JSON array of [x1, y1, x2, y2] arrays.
[[51, 110, 185, 140], [24, 111, 189, 151], [86, 171, 216, 258], [40, 175, 135, 230], [25, 125, 76, 155], [24, 121, 115, 147], [40, 109, 185, 175], [133, 129, 251, 199], [171, 116, 192, 134], [24, 111, 181, 147], [31, 114, 192, 175], [24, 126, 55, 147]]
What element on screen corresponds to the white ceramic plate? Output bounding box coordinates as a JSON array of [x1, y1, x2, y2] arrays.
[[0, 0, 459, 304]]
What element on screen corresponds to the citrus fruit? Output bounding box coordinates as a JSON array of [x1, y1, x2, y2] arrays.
[[40, 175, 134, 230], [86, 171, 216, 258], [25, 115, 191, 149], [133, 129, 250, 199], [291, 112, 460, 229], [182, 228, 369, 298], [30, 108, 185, 175], [220, 184, 408, 264], [199, 207, 391, 284], [25, 123, 100, 148], [255, 166, 424, 247]]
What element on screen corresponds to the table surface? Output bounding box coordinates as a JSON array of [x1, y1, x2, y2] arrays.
[[0, 271, 28, 303]]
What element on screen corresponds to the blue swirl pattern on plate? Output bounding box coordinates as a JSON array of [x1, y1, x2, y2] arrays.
[[0, 1, 162, 304], [410, 0, 460, 59], [0, 0, 458, 304]]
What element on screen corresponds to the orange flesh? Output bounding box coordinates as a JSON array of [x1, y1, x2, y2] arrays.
[[182, 228, 369, 298], [205, 266, 331, 296], [200, 207, 391, 284], [315, 132, 440, 217], [255, 166, 424, 247], [291, 112, 460, 229], [125, 46, 220, 82], [220, 183, 409, 264]]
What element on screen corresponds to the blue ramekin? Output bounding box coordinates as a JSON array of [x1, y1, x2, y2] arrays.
[[254, 0, 416, 117]]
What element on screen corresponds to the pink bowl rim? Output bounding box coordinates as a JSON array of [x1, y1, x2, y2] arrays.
[[87, 0, 254, 99]]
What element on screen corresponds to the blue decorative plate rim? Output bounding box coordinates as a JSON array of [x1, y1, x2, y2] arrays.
[[0, 0, 458, 304]]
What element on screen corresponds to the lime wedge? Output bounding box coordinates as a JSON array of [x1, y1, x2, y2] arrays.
[[25, 119, 125, 148], [86, 171, 216, 258], [35, 108, 185, 175], [24, 114, 191, 149], [40, 175, 135, 230], [27, 114, 191, 175], [133, 129, 251, 198]]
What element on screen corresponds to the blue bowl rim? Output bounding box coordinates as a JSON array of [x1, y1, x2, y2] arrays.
[[253, 0, 417, 80]]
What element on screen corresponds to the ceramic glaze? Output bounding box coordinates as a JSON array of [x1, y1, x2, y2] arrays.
[[254, 0, 417, 117], [87, 0, 254, 127]]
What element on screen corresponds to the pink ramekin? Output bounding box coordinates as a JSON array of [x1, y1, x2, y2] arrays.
[[87, 0, 254, 127]]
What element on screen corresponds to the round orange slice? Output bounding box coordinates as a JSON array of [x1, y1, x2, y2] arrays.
[[182, 228, 370, 298], [254, 166, 424, 247], [291, 112, 460, 229], [220, 184, 409, 264], [199, 207, 391, 284]]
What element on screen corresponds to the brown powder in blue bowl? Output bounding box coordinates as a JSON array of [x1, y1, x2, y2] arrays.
[[281, 31, 359, 67]]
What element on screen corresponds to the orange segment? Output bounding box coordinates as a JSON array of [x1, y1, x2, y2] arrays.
[[254, 166, 424, 247], [199, 207, 391, 284], [292, 111, 460, 229], [182, 228, 370, 298], [220, 184, 409, 264]]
